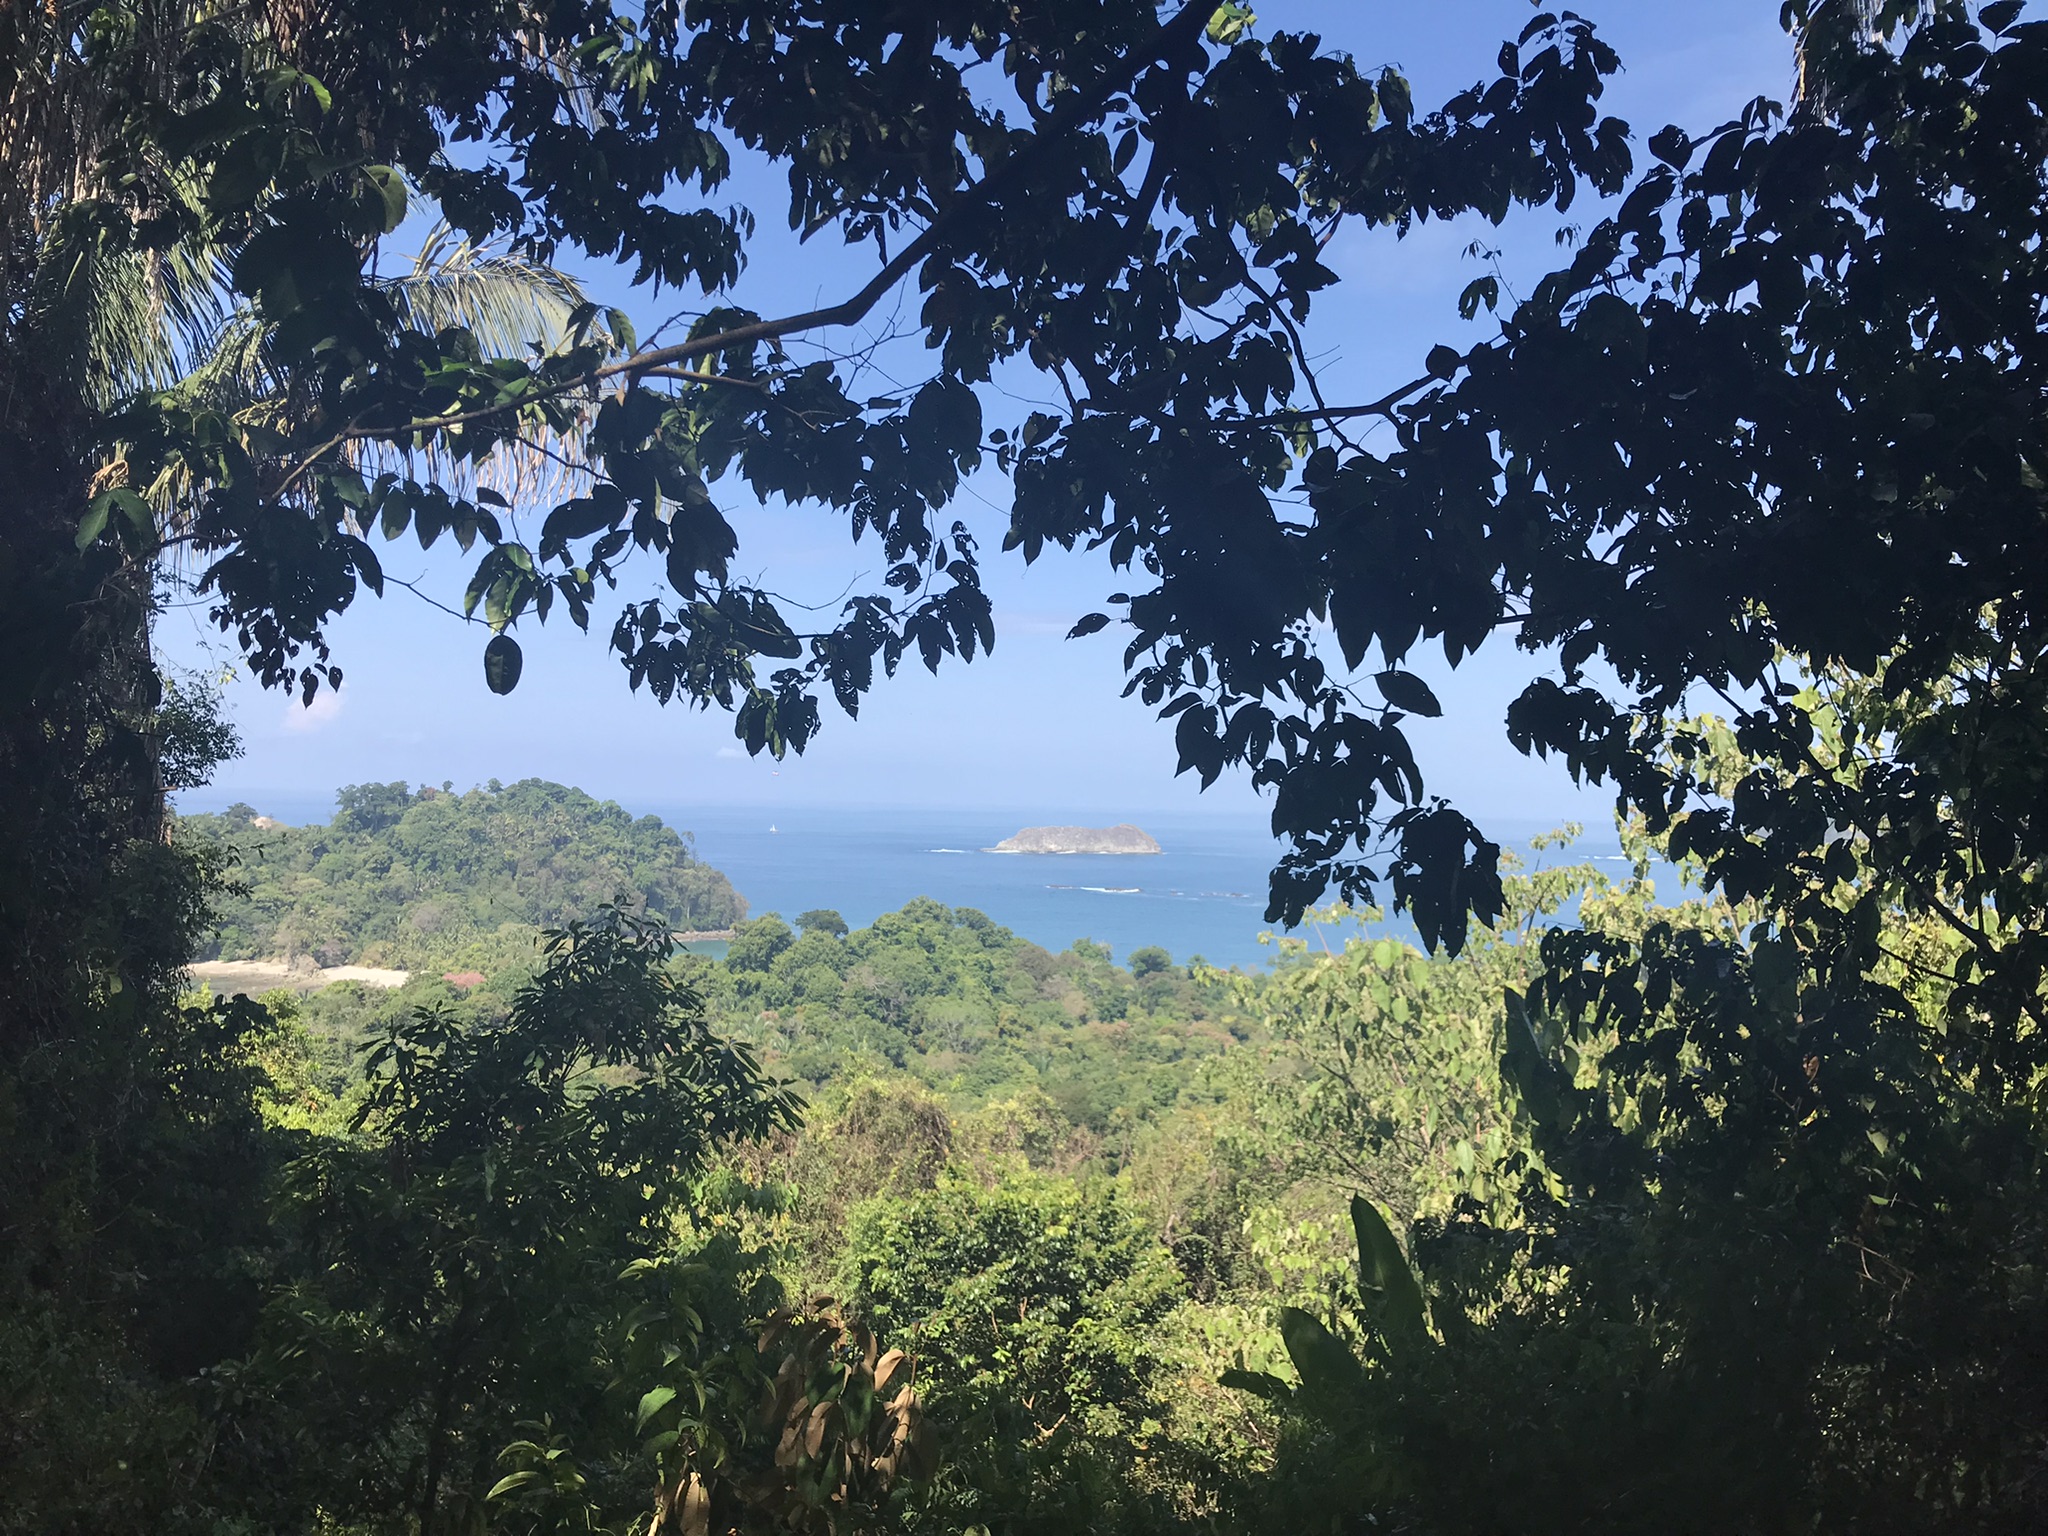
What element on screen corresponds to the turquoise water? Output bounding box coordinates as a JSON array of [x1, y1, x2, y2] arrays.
[[650, 806, 1632, 972], [660, 808, 1282, 969]]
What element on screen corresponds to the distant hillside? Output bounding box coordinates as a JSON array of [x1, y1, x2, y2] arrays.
[[183, 779, 746, 968]]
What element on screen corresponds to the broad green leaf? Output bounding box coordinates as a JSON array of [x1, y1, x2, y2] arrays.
[[636, 1383, 678, 1431], [1350, 1195, 1427, 1351], [1374, 670, 1442, 718], [78, 488, 150, 549], [1219, 1366, 1294, 1403], [487, 1471, 539, 1500], [1207, 4, 1256, 45], [75, 499, 111, 550], [1277, 1306, 1364, 1403], [364, 166, 407, 232]]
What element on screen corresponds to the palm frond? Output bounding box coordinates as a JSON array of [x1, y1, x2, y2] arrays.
[[177, 307, 276, 413], [381, 223, 586, 361], [353, 224, 599, 511], [24, 183, 227, 407]]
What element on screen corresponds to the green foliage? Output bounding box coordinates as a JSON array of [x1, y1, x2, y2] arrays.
[[0, 989, 285, 1534], [12, 4, 2048, 1533], [1251, 845, 1603, 1221], [241, 986, 365, 1134], [237, 907, 798, 1533], [1127, 945, 1173, 979], [794, 908, 849, 940], [0, 660, 280, 1536], [723, 912, 796, 973], [698, 1047, 1290, 1531], [712, 1078, 960, 1305], [841, 1170, 1200, 1534], [1212, 0, 2048, 946], [696, 899, 1248, 1123], [19, 0, 1646, 940], [843, 1170, 1183, 1432], [185, 778, 744, 967], [589, 1285, 938, 1536], [1233, 840, 2048, 1534]]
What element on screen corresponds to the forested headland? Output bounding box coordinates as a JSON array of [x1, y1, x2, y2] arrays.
[[7, 1, 2047, 1532], [186, 779, 745, 969]]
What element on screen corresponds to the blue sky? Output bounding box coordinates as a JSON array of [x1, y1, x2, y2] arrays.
[[162, 3, 1797, 827]]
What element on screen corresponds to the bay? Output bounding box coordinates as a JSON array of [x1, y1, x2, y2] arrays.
[[650, 805, 1637, 972]]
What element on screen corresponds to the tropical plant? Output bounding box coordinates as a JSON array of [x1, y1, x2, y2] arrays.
[[1249, 842, 1606, 1222], [693, 899, 1246, 1117], [10, 4, 2048, 1532], [619, 1287, 937, 1536], [1232, 809, 2048, 1533], [231, 907, 799, 1534], [839, 1169, 1199, 1534], [24, 0, 1643, 934]]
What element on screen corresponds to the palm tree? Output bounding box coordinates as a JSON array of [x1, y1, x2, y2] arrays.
[[6, 1, 593, 514], [148, 217, 597, 527], [0, 18, 602, 1526], [4, 0, 591, 890]]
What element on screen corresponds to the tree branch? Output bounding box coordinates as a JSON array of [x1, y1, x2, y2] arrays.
[[1208, 374, 1436, 430], [1240, 270, 1364, 451], [271, 2, 1218, 498], [638, 367, 769, 391], [608, 0, 1212, 374]]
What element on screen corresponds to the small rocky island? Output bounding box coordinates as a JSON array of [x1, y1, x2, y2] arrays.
[[988, 823, 1162, 855]]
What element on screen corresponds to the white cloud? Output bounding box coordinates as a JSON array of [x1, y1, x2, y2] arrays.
[[715, 745, 746, 760], [282, 684, 345, 732], [991, 607, 1087, 638]]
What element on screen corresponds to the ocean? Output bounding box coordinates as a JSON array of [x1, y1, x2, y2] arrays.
[[651, 805, 1635, 972]]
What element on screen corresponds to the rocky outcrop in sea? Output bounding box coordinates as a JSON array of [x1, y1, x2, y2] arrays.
[[987, 823, 1162, 855]]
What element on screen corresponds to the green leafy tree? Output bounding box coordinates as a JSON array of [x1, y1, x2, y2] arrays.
[[693, 901, 1246, 1119], [0, 989, 286, 1535], [235, 908, 798, 1534], [840, 1169, 1197, 1534], [1195, 10, 2048, 1524], [1234, 799, 2048, 1532], [723, 913, 797, 975], [1251, 843, 1605, 1221], [712, 1077, 959, 1304], [1126, 945, 1173, 980], [575, 1283, 938, 1536], [17, 0, 1638, 938], [189, 778, 745, 966], [468, 1240, 938, 1536], [1193, 0, 2048, 947], [795, 909, 850, 941], [0, 664, 284, 1534], [13, 3, 2048, 1531]]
